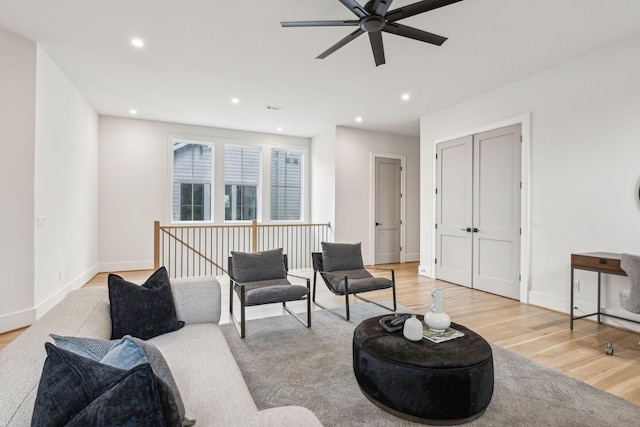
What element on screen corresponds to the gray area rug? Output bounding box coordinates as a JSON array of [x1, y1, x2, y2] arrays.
[[220, 304, 640, 426]]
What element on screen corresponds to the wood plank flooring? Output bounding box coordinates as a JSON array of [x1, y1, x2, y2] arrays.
[[2, 262, 639, 405]]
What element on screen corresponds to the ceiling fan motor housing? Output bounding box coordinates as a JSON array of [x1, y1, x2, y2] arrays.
[[360, 16, 386, 32]]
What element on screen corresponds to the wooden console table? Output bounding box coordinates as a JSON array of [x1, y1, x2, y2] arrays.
[[570, 252, 628, 330]]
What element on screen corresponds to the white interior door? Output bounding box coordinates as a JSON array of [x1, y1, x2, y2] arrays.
[[472, 125, 521, 298], [435, 136, 473, 287], [374, 157, 401, 264], [435, 124, 521, 299]]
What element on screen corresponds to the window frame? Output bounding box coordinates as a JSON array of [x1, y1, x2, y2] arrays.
[[170, 139, 215, 224], [223, 144, 262, 223], [270, 148, 304, 222]]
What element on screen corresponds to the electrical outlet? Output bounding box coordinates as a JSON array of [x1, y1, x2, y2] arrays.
[[36, 216, 47, 227], [573, 281, 580, 292]]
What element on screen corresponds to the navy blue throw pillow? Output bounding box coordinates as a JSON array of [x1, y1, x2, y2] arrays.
[[32, 343, 181, 427], [108, 267, 184, 340]]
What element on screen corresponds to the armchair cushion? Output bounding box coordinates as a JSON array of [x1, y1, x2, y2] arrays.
[[321, 242, 364, 272], [323, 270, 393, 295], [241, 281, 309, 306], [231, 248, 287, 283]]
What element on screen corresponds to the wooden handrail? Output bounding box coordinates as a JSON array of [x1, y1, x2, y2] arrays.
[[153, 220, 332, 278]]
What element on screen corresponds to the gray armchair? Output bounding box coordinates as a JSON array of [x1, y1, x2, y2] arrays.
[[312, 242, 396, 321], [228, 248, 311, 338], [620, 253, 640, 314]]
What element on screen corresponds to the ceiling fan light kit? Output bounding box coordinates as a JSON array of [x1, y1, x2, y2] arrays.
[[281, 0, 464, 66]]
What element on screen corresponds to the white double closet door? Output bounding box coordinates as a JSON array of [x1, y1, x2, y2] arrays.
[[435, 124, 521, 300]]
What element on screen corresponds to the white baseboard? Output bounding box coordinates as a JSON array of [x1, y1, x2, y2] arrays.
[[99, 260, 154, 273], [36, 264, 100, 319], [418, 264, 432, 277], [0, 308, 36, 334], [405, 252, 419, 263]]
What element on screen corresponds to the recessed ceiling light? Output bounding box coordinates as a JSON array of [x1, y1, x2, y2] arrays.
[[355, 117, 363, 123], [231, 98, 240, 104], [131, 38, 144, 48], [129, 109, 137, 115], [277, 127, 284, 132], [401, 93, 411, 101]]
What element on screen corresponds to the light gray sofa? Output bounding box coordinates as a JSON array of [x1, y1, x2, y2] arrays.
[[0, 277, 323, 426]]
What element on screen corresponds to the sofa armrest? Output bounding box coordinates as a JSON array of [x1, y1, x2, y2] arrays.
[[171, 276, 221, 325]]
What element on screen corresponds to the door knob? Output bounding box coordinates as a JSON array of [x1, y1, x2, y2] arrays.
[[375, 222, 381, 226], [472, 228, 479, 233], [460, 227, 472, 232]]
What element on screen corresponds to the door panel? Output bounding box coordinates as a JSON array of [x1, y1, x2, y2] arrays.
[[375, 157, 401, 264], [436, 136, 473, 287], [472, 124, 521, 299], [436, 124, 521, 300]]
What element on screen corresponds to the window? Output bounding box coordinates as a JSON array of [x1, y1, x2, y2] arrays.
[[172, 141, 213, 222], [271, 150, 302, 221], [224, 146, 260, 221]]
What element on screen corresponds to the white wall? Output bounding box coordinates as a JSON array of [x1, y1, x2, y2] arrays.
[[334, 126, 420, 265], [98, 116, 311, 271], [0, 28, 36, 332], [420, 35, 640, 328], [310, 128, 336, 229], [34, 47, 99, 316]]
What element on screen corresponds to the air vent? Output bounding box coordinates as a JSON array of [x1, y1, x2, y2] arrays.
[[266, 105, 286, 112]]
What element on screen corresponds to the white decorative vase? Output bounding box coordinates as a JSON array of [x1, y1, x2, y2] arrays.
[[403, 314, 424, 341], [424, 288, 451, 332]]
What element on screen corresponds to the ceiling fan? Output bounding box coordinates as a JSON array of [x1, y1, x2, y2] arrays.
[[281, 0, 464, 66]]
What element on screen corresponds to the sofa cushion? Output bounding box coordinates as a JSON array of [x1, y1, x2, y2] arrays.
[[32, 343, 181, 427], [231, 248, 287, 283], [51, 334, 194, 426], [321, 242, 364, 272], [108, 266, 184, 340]]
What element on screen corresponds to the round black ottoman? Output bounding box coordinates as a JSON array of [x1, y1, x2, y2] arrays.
[[353, 315, 494, 425]]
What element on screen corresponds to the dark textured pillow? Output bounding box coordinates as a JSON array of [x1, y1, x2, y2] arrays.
[[108, 267, 184, 340], [231, 248, 287, 283], [321, 242, 365, 272], [50, 334, 194, 426], [32, 343, 181, 427]]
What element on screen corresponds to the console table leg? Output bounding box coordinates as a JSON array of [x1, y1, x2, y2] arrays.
[[597, 272, 601, 324], [570, 267, 574, 330]]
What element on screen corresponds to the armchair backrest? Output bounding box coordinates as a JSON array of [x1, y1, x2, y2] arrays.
[[228, 249, 288, 283], [320, 242, 365, 272], [311, 252, 323, 272]]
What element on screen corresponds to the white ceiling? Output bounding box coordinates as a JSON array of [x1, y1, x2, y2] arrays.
[[1, 0, 640, 138]]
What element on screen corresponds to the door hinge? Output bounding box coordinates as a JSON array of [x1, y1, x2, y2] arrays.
[[520, 181, 522, 189], [400, 246, 403, 252], [400, 193, 403, 198], [400, 220, 403, 225], [519, 273, 521, 282], [520, 135, 523, 142], [435, 223, 437, 229], [520, 228, 522, 235], [435, 258, 438, 264], [400, 166, 403, 171], [435, 153, 438, 159], [435, 188, 438, 194]]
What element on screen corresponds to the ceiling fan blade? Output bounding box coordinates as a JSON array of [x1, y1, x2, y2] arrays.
[[281, 20, 359, 28], [338, 0, 369, 18], [368, 31, 386, 66], [383, 22, 447, 45], [372, 0, 394, 16], [317, 28, 365, 60], [386, 0, 463, 22]]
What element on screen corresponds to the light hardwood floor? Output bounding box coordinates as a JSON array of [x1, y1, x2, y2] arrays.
[[2, 262, 640, 405]]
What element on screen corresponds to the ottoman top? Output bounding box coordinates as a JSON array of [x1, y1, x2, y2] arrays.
[[353, 314, 492, 369]]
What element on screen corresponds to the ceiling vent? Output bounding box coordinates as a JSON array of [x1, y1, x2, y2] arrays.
[[266, 105, 286, 112]]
